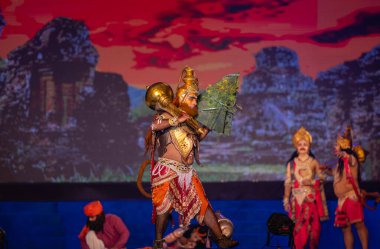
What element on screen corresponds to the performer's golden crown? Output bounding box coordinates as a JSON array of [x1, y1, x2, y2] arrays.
[[292, 126, 312, 147], [176, 66, 199, 103], [336, 126, 352, 149]]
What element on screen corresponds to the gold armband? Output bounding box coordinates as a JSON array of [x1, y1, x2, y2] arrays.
[[168, 117, 178, 126]]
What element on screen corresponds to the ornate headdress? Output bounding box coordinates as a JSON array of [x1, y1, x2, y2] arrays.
[[336, 125, 352, 150], [353, 145, 367, 164], [336, 126, 368, 163], [292, 126, 312, 147], [176, 66, 199, 103]]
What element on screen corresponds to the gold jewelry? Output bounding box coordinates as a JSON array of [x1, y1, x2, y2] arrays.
[[168, 117, 178, 126], [292, 127, 312, 148], [297, 156, 310, 163]]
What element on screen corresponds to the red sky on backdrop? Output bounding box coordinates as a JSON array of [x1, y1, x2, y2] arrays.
[[1, 0, 380, 89]]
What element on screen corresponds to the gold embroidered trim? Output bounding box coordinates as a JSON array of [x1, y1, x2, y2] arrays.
[[156, 191, 173, 215], [158, 157, 192, 173]]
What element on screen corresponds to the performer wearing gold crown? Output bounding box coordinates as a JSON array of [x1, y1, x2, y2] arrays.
[[332, 126, 368, 249], [283, 127, 328, 249], [144, 66, 238, 249]]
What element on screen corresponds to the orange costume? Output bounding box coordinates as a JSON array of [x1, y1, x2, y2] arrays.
[[148, 67, 210, 226], [145, 67, 238, 249], [151, 156, 209, 226]]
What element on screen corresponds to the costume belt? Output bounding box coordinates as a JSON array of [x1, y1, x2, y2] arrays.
[[157, 157, 194, 191], [292, 187, 314, 196], [158, 157, 193, 174], [292, 187, 315, 205]]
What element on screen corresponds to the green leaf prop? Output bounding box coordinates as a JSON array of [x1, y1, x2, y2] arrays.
[[197, 73, 240, 135]]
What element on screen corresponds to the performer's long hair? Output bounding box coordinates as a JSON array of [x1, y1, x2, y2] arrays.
[[286, 150, 315, 165], [337, 148, 362, 185]]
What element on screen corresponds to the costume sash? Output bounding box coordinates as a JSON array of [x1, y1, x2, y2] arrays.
[[343, 157, 362, 203]]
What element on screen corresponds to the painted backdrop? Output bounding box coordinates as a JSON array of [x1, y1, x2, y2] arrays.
[[0, 0, 379, 182]]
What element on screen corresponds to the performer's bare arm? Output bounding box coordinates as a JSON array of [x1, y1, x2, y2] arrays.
[[348, 154, 359, 184], [284, 163, 292, 211], [150, 112, 195, 163], [315, 159, 326, 183], [322, 166, 333, 176], [151, 112, 190, 131]]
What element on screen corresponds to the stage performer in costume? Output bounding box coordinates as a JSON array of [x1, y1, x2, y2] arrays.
[[283, 127, 329, 249], [332, 126, 368, 249], [144, 66, 238, 249], [163, 224, 211, 248], [78, 200, 130, 249]]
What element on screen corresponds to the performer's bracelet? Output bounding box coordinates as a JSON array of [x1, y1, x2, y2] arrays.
[[168, 117, 178, 126]]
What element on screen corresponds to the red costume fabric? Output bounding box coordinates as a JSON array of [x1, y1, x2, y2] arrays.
[[334, 157, 364, 227], [334, 197, 364, 227], [288, 161, 328, 249], [292, 199, 321, 249]]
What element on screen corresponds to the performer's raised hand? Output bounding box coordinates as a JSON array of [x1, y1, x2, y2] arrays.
[[177, 111, 191, 123], [319, 161, 334, 176]]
